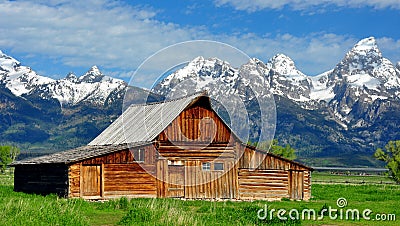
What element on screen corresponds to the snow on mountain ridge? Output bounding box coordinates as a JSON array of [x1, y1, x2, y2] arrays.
[[0, 51, 126, 106]]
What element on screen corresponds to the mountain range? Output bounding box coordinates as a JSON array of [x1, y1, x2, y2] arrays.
[[1, 37, 399, 166]]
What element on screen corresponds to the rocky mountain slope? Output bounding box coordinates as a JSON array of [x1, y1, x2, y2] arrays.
[[153, 37, 400, 166], [1, 37, 399, 166], [0, 51, 161, 154]]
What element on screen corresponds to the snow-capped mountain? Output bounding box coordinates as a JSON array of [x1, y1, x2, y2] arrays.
[[0, 51, 127, 107], [35, 66, 126, 106], [324, 37, 400, 126], [0, 50, 55, 96], [152, 37, 400, 165], [154, 37, 400, 126], [1, 37, 400, 166]]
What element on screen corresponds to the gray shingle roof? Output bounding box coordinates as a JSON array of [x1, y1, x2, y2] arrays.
[[89, 91, 206, 145], [10, 142, 150, 165]]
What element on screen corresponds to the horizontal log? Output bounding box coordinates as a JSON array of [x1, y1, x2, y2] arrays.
[[159, 154, 235, 159], [239, 182, 288, 187], [238, 170, 288, 175], [104, 190, 157, 195], [238, 181, 288, 185], [238, 175, 288, 179], [239, 193, 288, 198]]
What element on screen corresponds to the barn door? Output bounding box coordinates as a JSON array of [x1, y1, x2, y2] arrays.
[[289, 171, 304, 200], [81, 165, 101, 197], [167, 165, 184, 198]]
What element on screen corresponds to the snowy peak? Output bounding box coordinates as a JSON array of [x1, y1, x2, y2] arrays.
[[65, 72, 78, 82], [334, 37, 382, 77], [328, 36, 400, 90], [0, 51, 54, 96], [42, 65, 126, 106], [79, 65, 105, 83], [0, 50, 126, 107], [265, 54, 313, 102], [0, 51, 21, 73], [185, 56, 235, 79], [153, 56, 239, 98], [352, 37, 380, 54], [266, 54, 306, 78]]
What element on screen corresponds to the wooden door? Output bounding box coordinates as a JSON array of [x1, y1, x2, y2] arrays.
[[81, 165, 101, 197], [289, 171, 304, 200], [167, 165, 184, 198]]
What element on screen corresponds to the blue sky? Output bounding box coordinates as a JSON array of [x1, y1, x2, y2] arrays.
[[0, 0, 399, 83]]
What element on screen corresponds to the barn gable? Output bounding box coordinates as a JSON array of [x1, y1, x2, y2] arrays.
[[89, 92, 210, 145], [12, 91, 312, 200]]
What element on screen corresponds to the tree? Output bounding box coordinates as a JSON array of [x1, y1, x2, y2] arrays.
[[0, 146, 20, 173], [374, 140, 400, 183], [251, 139, 297, 160], [270, 140, 297, 160]]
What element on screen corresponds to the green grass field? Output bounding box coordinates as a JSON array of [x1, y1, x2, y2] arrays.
[[312, 171, 396, 184], [0, 170, 399, 225]]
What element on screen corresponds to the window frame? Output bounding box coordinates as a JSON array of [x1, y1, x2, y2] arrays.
[[214, 162, 224, 171], [133, 149, 145, 163], [202, 162, 211, 171]]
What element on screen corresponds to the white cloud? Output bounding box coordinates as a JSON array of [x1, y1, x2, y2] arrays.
[[0, 0, 203, 73], [0, 0, 399, 85], [376, 37, 400, 63], [214, 0, 400, 12]]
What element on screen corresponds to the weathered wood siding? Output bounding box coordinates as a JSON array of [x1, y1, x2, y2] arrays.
[[184, 160, 238, 199], [303, 171, 311, 200], [14, 164, 68, 196], [68, 144, 157, 198], [68, 164, 81, 197], [103, 163, 156, 198], [237, 143, 311, 200], [159, 105, 233, 144], [238, 169, 288, 200], [156, 105, 238, 199]]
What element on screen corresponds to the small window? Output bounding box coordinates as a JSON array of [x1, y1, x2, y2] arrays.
[[202, 162, 211, 171], [214, 163, 224, 171], [133, 149, 145, 162]]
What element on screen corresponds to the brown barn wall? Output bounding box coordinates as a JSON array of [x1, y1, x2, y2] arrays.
[[159, 105, 233, 144], [184, 160, 238, 199], [103, 163, 157, 198], [156, 105, 238, 199], [238, 169, 289, 200], [68, 144, 158, 198], [303, 171, 311, 200], [14, 164, 68, 197], [237, 143, 311, 200]]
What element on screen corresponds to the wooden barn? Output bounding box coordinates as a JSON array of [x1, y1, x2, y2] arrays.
[[11, 92, 312, 200]]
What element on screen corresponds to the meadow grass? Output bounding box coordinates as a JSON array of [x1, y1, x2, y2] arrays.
[[0, 170, 399, 225], [312, 171, 396, 184]]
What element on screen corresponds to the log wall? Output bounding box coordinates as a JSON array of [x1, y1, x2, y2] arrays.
[[68, 144, 158, 198], [237, 143, 312, 200], [103, 163, 156, 198], [238, 169, 288, 200]]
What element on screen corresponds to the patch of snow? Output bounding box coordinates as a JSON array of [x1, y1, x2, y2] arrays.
[[345, 73, 380, 91]]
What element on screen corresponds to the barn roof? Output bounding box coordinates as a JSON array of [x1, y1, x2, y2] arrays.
[[10, 142, 150, 165], [89, 91, 207, 145]]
